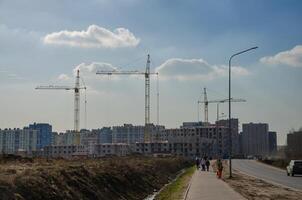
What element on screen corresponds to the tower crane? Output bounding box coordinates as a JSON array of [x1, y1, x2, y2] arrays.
[[35, 70, 86, 144], [96, 54, 158, 142], [198, 88, 246, 122]]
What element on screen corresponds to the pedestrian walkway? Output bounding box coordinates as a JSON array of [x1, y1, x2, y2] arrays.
[[185, 168, 245, 200]]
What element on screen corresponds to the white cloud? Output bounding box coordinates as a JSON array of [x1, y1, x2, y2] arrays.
[[73, 62, 117, 76], [155, 58, 250, 81], [57, 73, 70, 81], [260, 45, 302, 67], [43, 25, 140, 48]]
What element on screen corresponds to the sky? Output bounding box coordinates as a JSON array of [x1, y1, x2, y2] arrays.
[[0, 0, 302, 145]]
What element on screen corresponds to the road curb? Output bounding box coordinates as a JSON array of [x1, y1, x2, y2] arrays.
[[234, 169, 302, 192], [183, 171, 194, 200]]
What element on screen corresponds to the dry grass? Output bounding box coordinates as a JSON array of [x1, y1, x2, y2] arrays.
[[0, 155, 193, 200], [155, 166, 195, 200]]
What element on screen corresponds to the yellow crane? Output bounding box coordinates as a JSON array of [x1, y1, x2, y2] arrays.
[[198, 88, 246, 122], [96, 54, 158, 142], [35, 70, 86, 144]]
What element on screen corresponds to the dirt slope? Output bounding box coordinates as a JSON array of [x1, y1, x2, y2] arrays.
[[0, 155, 192, 200]]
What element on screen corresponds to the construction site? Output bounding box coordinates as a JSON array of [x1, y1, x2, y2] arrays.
[[0, 54, 254, 160]]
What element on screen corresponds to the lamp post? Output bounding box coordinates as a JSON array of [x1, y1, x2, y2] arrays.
[[228, 46, 258, 178]]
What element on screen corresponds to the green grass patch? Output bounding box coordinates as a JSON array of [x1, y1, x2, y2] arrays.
[[155, 166, 195, 200]]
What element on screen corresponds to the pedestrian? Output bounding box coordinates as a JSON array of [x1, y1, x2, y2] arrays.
[[200, 158, 206, 171], [205, 159, 210, 171], [216, 159, 223, 179], [195, 156, 200, 169]]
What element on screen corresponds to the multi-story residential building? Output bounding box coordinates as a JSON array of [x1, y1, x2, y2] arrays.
[[4, 129, 15, 154], [112, 124, 165, 144], [0, 129, 20, 154], [43, 145, 87, 158], [92, 127, 112, 144], [287, 130, 302, 159], [215, 119, 240, 155], [93, 143, 130, 157], [268, 131, 277, 155], [29, 123, 52, 149], [80, 130, 98, 154], [18, 128, 38, 153], [155, 119, 240, 159], [50, 132, 58, 145], [62, 130, 78, 145], [112, 124, 144, 144], [0, 128, 38, 155], [54, 133, 65, 145], [157, 121, 233, 159], [132, 141, 170, 155], [242, 123, 269, 157]]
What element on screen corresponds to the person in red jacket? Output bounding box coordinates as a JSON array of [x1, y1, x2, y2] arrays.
[[216, 159, 223, 178]]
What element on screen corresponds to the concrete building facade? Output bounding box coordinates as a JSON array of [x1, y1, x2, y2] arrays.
[[112, 124, 165, 144], [93, 143, 130, 157], [43, 145, 87, 158], [287, 130, 302, 159], [29, 123, 52, 149], [0, 128, 38, 155], [132, 141, 170, 154], [242, 123, 269, 157], [268, 131, 277, 155]]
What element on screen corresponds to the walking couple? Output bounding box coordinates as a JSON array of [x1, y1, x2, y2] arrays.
[[195, 156, 210, 171]]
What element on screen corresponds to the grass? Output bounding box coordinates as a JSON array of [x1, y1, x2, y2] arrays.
[[155, 166, 195, 200]]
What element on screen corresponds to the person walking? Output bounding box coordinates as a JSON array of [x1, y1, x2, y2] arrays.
[[205, 159, 210, 171], [200, 158, 206, 171], [195, 156, 200, 169], [216, 159, 223, 179]]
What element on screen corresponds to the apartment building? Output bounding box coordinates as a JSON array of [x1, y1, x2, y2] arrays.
[[43, 145, 87, 158], [0, 128, 38, 155], [29, 123, 52, 149], [132, 141, 170, 154], [287, 130, 302, 158], [242, 123, 269, 157], [93, 143, 130, 157], [112, 124, 165, 144]]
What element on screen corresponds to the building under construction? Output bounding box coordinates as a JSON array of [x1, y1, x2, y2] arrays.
[[157, 119, 240, 159]]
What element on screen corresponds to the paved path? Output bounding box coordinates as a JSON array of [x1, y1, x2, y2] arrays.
[[232, 159, 302, 190], [185, 168, 245, 200]]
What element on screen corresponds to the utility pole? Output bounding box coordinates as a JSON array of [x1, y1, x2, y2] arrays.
[[228, 46, 258, 178]]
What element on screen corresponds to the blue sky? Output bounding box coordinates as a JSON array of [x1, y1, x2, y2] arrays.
[[0, 0, 302, 145]]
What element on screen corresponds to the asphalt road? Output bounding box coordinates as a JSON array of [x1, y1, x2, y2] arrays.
[[232, 159, 302, 191]]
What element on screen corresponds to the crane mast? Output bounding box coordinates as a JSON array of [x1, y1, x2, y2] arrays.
[[36, 69, 85, 144], [145, 55, 151, 141], [204, 87, 208, 123], [74, 70, 80, 133]]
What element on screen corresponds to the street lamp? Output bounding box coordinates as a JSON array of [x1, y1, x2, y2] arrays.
[[228, 46, 258, 178]]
